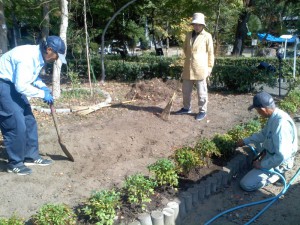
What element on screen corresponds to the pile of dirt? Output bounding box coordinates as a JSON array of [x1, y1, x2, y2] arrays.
[[125, 78, 178, 103]]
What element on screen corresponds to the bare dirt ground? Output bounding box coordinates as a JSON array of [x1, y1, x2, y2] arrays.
[[0, 78, 299, 224]]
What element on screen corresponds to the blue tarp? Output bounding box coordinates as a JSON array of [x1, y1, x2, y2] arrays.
[[257, 33, 297, 43]]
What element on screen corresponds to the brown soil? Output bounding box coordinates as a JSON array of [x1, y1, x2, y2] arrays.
[[0, 78, 299, 224]]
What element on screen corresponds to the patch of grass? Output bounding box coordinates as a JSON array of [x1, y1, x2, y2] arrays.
[[30, 88, 106, 108]]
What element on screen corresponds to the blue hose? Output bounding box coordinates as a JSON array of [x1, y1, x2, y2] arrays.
[[204, 145, 300, 225], [247, 144, 258, 156], [244, 167, 300, 225]]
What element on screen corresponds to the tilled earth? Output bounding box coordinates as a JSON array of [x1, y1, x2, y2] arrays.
[[0, 78, 299, 224]]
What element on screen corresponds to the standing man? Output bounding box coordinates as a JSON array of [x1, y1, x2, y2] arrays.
[[0, 36, 67, 175], [236, 91, 298, 191], [175, 12, 214, 121]]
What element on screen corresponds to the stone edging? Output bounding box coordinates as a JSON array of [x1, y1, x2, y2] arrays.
[[124, 151, 251, 225], [31, 88, 112, 114]]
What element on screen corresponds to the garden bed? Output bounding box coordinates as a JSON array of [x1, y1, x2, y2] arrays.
[[1, 78, 283, 224]]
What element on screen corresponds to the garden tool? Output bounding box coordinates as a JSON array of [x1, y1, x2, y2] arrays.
[[160, 78, 181, 121], [71, 100, 136, 115], [50, 104, 74, 162]]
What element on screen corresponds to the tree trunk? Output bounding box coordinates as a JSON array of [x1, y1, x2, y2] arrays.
[[232, 0, 254, 56], [11, 13, 18, 47], [232, 11, 250, 56], [0, 0, 8, 54], [41, 1, 50, 41], [84, 0, 93, 95], [39, 2, 50, 76], [52, 0, 68, 99], [213, 0, 221, 56]]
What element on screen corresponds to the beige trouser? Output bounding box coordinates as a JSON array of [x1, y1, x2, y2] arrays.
[[182, 79, 208, 113]]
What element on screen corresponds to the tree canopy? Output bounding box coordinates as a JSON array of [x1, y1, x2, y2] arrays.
[[0, 0, 299, 56]]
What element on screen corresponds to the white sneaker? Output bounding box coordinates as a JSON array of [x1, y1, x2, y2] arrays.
[[267, 174, 280, 184]]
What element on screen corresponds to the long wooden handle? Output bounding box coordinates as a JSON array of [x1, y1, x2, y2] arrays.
[[50, 104, 61, 140], [50, 104, 74, 161]]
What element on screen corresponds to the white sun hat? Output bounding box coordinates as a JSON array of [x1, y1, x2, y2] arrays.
[[191, 13, 206, 26]]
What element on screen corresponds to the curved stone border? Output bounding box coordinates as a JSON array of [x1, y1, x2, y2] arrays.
[[31, 88, 112, 114], [124, 151, 251, 225]]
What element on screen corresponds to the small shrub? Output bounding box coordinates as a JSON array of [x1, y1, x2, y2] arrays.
[[147, 158, 178, 188], [67, 70, 81, 89], [194, 138, 221, 166], [227, 124, 248, 143], [83, 189, 120, 225], [278, 89, 300, 115], [227, 119, 262, 144], [278, 100, 298, 115], [0, 214, 24, 225], [31, 203, 77, 225], [174, 146, 203, 176], [212, 133, 235, 160], [123, 173, 157, 210], [244, 119, 262, 136]]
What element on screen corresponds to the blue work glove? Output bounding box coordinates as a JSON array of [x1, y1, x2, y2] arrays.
[[41, 86, 51, 93], [43, 90, 54, 105]]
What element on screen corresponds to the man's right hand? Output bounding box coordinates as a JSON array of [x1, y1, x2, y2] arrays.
[[43, 90, 54, 105], [236, 139, 245, 147]]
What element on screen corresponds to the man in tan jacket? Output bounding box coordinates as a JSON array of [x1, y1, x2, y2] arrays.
[[175, 12, 214, 121]]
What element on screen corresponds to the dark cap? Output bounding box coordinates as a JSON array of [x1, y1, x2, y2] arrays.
[[46, 36, 67, 64], [248, 91, 275, 111]]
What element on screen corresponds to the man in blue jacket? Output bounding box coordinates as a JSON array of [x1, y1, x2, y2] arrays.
[[236, 91, 298, 191], [0, 36, 66, 175]]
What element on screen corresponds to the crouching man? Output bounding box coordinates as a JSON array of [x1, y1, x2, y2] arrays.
[[236, 91, 298, 191]]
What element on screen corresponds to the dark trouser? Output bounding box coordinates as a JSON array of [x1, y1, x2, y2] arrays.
[[0, 80, 39, 167]]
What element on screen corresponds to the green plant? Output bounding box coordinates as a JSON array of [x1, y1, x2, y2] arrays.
[[123, 173, 157, 210], [67, 70, 81, 89], [31, 203, 77, 225], [55, 88, 106, 107], [0, 214, 24, 225], [174, 146, 203, 176], [244, 119, 262, 136], [147, 158, 178, 188], [83, 189, 120, 225], [212, 133, 235, 160], [278, 101, 298, 115], [194, 138, 221, 166], [227, 124, 249, 143], [278, 89, 300, 115]]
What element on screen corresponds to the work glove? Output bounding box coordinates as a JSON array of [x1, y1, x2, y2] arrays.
[[43, 90, 54, 105], [41, 86, 51, 93]]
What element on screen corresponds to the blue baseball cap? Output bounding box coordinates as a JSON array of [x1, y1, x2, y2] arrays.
[[46, 36, 67, 64], [248, 91, 275, 111]]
